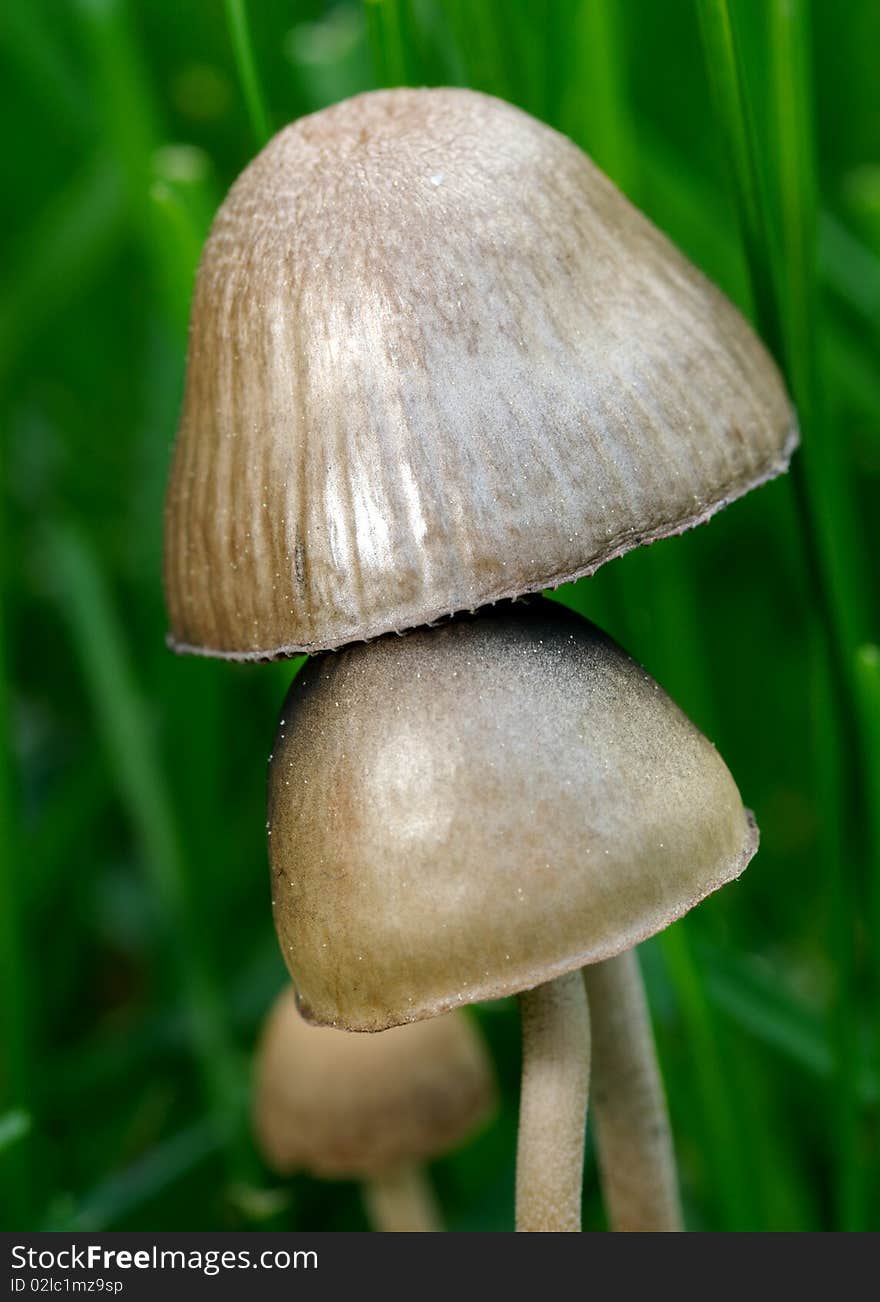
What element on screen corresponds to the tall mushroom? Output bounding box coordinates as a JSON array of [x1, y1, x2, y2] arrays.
[[164, 87, 795, 662], [254, 988, 495, 1231], [267, 600, 758, 1231], [163, 87, 795, 1230]]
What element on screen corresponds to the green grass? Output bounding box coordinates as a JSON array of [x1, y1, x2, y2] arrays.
[[45, 523, 244, 1153], [1, 0, 877, 1232], [224, 0, 272, 145], [0, 450, 32, 1228], [698, 0, 875, 1229]]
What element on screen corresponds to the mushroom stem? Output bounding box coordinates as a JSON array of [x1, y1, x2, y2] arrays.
[[583, 948, 683, 1231], [362, 1164, 442, 1232], [516, 971, 591, 1232]]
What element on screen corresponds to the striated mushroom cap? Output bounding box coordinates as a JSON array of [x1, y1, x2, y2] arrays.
[[254, 988, 495, 1178], [269, 600, 758, 1030], [165, 87, 796, 660]]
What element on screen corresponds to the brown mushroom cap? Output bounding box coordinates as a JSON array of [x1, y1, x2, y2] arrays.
[[269, 600, 757, 1030], [165, 87, 796, 660], [254, 988, 495, 1178]]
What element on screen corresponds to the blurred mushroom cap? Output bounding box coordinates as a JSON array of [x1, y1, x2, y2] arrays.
[[269, 600, 758, 1030], [254, 988, 495, 1178], [164, 87, 796, 660]]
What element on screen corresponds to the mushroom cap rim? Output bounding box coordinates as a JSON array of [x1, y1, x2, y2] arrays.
[[293, 810, 758, 1034], [166, 425, 798, 661]]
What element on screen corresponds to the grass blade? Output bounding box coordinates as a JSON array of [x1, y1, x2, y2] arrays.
[[559, 0, 637, 195], [44, 523, 245, 1159], [811, 627, 867, 1228], [660, 927, 755, 1228], [697, 0, 871, 1230], [0, 1111, 32, 1155], [0, 160, 124, 387], [223, 0, 271, 146], [148, 145, 219, 338], [705, 947, 876, 1103], [697, 0, 870, 652], [855, 645, 880, 1107], [820, 211, 880, 330], [439, 0, 514, 100], [696, 0, 782, 341], [73, 0, 211, 337], [54, 1121, 221, 1231], [1, 1, 87, 132], [72, 0, 159, 207], [767, 0, 871, 1231], [0, 456, 34, 1227], [366, 0, 411, 87]]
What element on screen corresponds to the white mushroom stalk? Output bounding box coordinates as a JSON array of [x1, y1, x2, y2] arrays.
[[517, 973, 591, 1232], [363, 1165, 441, 1234], [584, 950, 683, 1231]]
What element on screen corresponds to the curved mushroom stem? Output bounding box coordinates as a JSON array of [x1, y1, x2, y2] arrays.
[[583, 948, 683, 1231], [516, 971, 591, 1232], [363, 1163, 442, 1232]]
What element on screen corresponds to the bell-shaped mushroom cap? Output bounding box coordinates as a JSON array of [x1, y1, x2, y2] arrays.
[[253, 988, 495, 1178], [165, 87, 796, 660], [269, 601, 757, 1031]]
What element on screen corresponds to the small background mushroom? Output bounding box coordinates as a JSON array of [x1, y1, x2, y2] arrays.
[[254, 988, 496, 1231]]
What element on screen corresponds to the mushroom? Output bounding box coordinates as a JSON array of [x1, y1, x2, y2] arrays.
[[268, 599, 758, 1230], [162, 84, 786, 1231], [254, 986, 495, 1231], [164, 86, 796, 661]]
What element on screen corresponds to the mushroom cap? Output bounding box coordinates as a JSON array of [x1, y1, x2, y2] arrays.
[[269, 600, 758, 1031], [253, 988, 495, 1178], [165, 87, 796, 660]]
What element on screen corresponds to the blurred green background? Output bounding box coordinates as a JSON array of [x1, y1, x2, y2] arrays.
[[1, 0, 878, 1232]]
